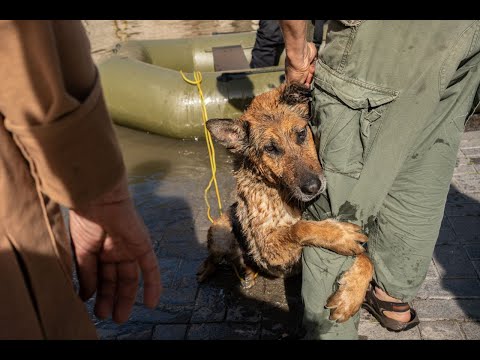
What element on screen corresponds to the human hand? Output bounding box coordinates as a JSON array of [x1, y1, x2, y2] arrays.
[[285, 41, 317, 87], [69, 175, 162, 323]]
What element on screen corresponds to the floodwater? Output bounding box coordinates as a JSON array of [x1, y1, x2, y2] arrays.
[[114, 115, 236, 247]]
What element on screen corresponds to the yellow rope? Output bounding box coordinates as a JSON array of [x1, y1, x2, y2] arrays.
[[180, 70, 223, 223], [180, 70, 258, 283]]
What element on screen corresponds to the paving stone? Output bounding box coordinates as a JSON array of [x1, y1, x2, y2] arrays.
[[263, 277, 289, 305], [171, 259, 204, 288], [186, 323, 260, 340], [96, 321, 154, 340], [413, 299, 480, 321], [117, 327, 153, 340], [157, 257, 180, 288], [449, 217, 480, 243], [452, 174, 480, 194], [413, 299, 464, 321], [453, 164, 478, 176], [191, 285, 226, 323], [416, 278, 480, 299], [445, 203, 480, 217], [159, 240, 208, 260], [460, 321, 480, 340], [460, 130, 480, 144], [418, 321, 465, 340], [455, 151, 470, 167], [225, 296, 262, 323], [473, 261, 480, 277], [193, 213, 213, 231], [447, 186, 480, 204], [260, 322, 294, 340], [440, 216, 453, 229], [161, 230, 198, 245], [433, 245, 478, 278], [436, 228, 458, 245], [129, 304, 192, 324], [358, 317, 421, 340], [152, 324, 187, 340], [462, 147, 480, 157], [465, 244, 480, 260], [426, 261, 439, 279], [154, 207, 195, 224], [96, 328, 120, 340], [193, 228, 209, 246], [155, 287, 198, 307], [163, 218, 196, 235]]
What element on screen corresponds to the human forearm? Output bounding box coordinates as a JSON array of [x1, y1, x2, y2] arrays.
[[279, 20, 308, 63], [279, 20, 317, 86], [0, 20, 125, 208]]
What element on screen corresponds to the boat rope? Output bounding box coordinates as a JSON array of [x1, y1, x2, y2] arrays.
[[180, 70, 223, 223]]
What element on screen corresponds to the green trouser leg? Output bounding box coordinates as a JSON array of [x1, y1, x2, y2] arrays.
[[302, 20, 480, 340]]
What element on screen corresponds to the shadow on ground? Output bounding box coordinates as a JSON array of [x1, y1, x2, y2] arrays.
[[88, 153, 305, 340]]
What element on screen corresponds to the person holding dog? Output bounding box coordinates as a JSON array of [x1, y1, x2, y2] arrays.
[[279, 20, 480, 339], [0, 20, 162, 339]]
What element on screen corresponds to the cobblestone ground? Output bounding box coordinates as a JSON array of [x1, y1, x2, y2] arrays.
[[87, 124, 480, 340]]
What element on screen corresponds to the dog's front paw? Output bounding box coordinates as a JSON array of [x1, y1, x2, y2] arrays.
[[325, 254, 373, 323], [326, 281, 365, 323], [329, 221, 367, 256], [240, 268, 258, 289]]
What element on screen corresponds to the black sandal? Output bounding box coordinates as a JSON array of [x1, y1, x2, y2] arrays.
[[362, 285, 420, 332]]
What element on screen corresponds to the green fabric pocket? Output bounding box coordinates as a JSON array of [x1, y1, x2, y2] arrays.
[[311, 61, 399, 179]]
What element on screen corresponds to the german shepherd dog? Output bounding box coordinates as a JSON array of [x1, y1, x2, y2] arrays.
[[197, 83, 374, 322]]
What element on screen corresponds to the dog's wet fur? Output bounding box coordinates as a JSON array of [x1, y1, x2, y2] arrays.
[[197, 83, 374, 322]]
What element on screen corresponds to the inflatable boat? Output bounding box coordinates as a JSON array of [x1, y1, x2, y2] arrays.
[[98, 32, 286, 139]]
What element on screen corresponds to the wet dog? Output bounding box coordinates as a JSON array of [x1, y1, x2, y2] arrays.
[[197, 83, 373, 322]]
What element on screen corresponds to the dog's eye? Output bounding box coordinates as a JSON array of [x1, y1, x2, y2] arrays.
[[264, 144, 280, 155], [297, 128, 307, 144]]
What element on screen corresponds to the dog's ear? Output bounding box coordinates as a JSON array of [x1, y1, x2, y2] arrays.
[[279, 82, 311, 106], [206, 118, 248, 153]]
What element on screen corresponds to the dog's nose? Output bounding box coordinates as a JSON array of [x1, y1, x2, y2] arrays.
[[301, 177, 322, 196]]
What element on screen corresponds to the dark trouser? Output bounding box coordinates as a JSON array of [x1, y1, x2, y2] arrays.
[[303, 20, 480, 339], [250, 20, 285, 68], [250, 20, 325, 68]]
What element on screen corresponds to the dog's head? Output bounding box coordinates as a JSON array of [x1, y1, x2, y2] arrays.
[[207, 82, 325, 202]]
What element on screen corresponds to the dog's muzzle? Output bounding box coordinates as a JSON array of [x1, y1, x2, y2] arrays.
[[298, 174, 326, 201]]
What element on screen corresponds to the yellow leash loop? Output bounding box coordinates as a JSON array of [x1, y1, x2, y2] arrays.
[[180, 70, 258, 284], [180, 70, 223, 223]]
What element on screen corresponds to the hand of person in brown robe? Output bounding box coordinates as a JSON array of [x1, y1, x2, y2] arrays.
[[69, 175, 162, 324]]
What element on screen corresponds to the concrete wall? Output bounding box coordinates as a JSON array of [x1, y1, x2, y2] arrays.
[[82, 20, 259, 64]]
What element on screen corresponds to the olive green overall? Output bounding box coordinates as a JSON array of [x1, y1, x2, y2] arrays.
[[302, 20, 480, 339]]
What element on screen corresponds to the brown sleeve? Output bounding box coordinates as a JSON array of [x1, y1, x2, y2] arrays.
[[0, 20, 126, 208]]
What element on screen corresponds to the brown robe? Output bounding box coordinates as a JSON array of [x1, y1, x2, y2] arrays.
[[0, 20, 126, 339]]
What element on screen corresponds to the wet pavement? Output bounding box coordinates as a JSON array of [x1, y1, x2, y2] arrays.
[[86, 119, 480, 340]]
